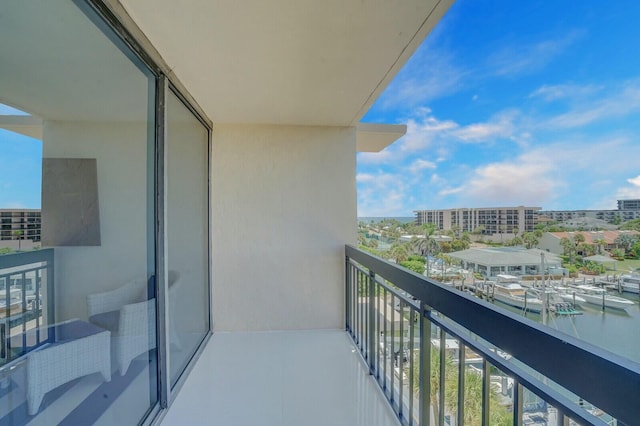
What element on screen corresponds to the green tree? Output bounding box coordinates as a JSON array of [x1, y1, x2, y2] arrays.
[[560, 236, 576, 263], [593, 238, 606, 255], [615, 233, 638, 253], [472, 225, 485, 236], [619, 218, 640, 231], [522, 232, 540, 249], [389, 243, 409, 263], [506, 236, 523, 247], [399, 260, 426, 274]]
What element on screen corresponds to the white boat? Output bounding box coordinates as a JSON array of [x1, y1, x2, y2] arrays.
[[620, 274, 640, 294], [492, 275, 543, 313], [553, 286, 587, 305], [568, 284, 635, 311]]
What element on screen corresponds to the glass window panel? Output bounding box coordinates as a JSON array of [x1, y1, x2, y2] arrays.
[[0, 1, 157, 424], [166, 89, 210, 387]]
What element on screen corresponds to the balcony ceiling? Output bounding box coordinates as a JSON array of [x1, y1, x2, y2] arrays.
[[118, 0, 453, 126]]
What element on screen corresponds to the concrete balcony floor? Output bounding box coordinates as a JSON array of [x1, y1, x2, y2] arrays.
[[160, 329, 400, 426]]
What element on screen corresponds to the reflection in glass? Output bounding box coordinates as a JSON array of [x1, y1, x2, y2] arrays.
[[0, 1, 157, 424], [166, 89, 210, 387]]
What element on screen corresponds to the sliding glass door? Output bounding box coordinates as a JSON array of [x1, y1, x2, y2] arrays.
[[0, 1, 211, 424]]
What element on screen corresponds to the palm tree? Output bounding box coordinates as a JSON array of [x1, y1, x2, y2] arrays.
[[389, 243, 409, 263], [522, 232, 539, 249], [12, 230, 24, 250], [560, 236, 576, 263], [593, 238, 606, 255], [573, 233, 586, 244]]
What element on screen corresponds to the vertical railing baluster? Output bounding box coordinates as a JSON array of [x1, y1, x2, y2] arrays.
[[345, 257, 350, 333], [21, 272, 27, 355], [458, 343, 466, 426], [399, 300, 404, 420], [409, 308, 415, 426], [0, 323, 5, 360], [481, 358, 490, 426], [377, 284, 382, 383], [363, 272, 367, 359], [368, 269, 376, 374], [352, 266, 357, 339], [4, 275, 10, 361], [358, 270, 363, 349], [557, 409, 569, 426], [361, 270, 366, 350], [390, 293, 396, 406], [513, 380, 523, 426], [439, 330, 445, 426], [419, 303, 431, 426], [35, 268, 41, 344], [383, 287, 388, 394]]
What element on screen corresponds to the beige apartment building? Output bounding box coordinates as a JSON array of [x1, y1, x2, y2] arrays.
[[414, 206, 540, 236], [0, 208, 41, 242]]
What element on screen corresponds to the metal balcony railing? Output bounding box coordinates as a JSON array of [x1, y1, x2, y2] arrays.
[[0, 249, 54, 365], [345, 245, 640, 426]]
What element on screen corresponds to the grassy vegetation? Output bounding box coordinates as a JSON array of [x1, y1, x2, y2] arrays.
[[611, 258, 640, 273]]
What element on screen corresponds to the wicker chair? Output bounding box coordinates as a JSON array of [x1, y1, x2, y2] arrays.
[[25, 320, 111, 415], [87, 272, 180, 375]]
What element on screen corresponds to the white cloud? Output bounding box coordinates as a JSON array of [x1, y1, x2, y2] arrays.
[[615, 175, 640, 200], [487, 30, 585, 77], [461, 161, 557, 206], [430, 174, 444, 185], [438, 186, 464, 196], [452, 110, 519, 143], [356, 173, 376, 183], [529, 83, 602, 101], [544, 80, 640, 128], [376, 39, 467, 110], [357, 171, 412, 217], [409, 159, 436, 174]]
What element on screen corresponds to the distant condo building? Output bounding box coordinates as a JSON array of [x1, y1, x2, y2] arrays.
[[0, 209, 42, 242], [539, 199, 640, 223], [618, 198, 640, 211], [414, 206, 540, 236]]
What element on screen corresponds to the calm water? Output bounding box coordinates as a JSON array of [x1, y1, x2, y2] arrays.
[[498, 293, 640, 364]]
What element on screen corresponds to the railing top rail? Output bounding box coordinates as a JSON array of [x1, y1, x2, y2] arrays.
[[0, 249, 54, 270], [348, 258, 420, 307], [346, 245, 640, 425]]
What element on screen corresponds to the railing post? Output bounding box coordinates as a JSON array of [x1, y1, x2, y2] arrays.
[[513, 380, 523, 426], [481, 358, 490, 426], [439, 331, 445, 426], [368, 269, 376, 375], [345, 255, 350, 332], [419, 302, 431, 426], [457, 344, 466, 426]]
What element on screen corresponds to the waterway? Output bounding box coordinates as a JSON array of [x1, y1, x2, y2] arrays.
[[496, 292, 640, 364]]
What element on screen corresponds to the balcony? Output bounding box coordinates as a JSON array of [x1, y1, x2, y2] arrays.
[[160, 246, 639, 426]]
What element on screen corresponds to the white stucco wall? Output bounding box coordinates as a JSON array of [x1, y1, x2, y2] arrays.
[[42, 121, 149, 321], [211, 124, 357, 331]]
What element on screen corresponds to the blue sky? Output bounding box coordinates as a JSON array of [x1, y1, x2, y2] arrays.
[[358, 1, 640, 217], [0, 103, 41, 209]]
